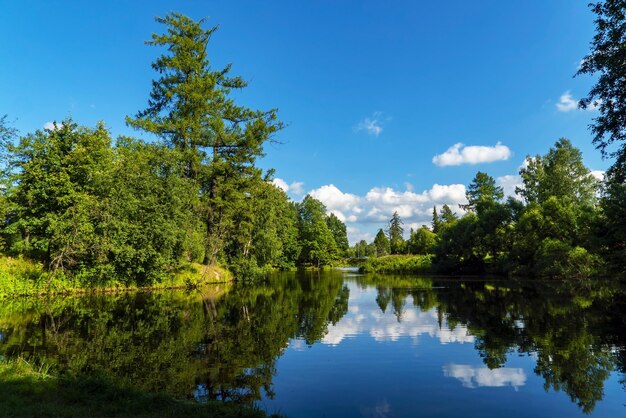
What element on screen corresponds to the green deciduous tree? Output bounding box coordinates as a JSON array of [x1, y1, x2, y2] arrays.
[[518, 139, 598, 206], [108, 138, 200, 284], [5, 121, 113, 275], [433, 213, 483, 273], [408, 226, 437, 255], [326, 213, 349, 255], [296, 195, 338, 267]]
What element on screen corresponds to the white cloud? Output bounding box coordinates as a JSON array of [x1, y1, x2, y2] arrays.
[[272, 178, 289, 192], [556, 91, 599, 112], [443, 364, 526, 390], [272, 178, 305, 195], [355, 112, 384, 136], [496, 174, 522, 198], [309, 183, 467, 244], [43, 121, 62, 131], [556, 91, 578, 112], [590, 170, 605, 181], [309, 184, 362, 215], [347, 227, 373, 243], [432, 142, 512, 166], [289, 181, 304, 195]]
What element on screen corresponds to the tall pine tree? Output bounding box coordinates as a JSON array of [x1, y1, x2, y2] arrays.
[[127, 13, 283, 265]]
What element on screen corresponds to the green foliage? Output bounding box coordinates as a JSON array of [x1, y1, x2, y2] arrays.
[[431, 206, 441, 233], [296, 195, 338, 267], [407, 226, 437, 255], [433, 213, 484, 273], [359, 254, 432, 274], [127, 12, 283, 267], [373, 229, 390, 257], [426, 138, 604, 278], [439, 204, 457, 225], [4, 121, 114, 274], [0, 14, 335, 287], [534, 239, 601, 278], [577, 0, 626, 169], [0, 358, 276, 418], [108, 138, 200, 285], [387, 211, 405, 254], [352, 239, 375, 258], [326, 213, 349, 255], [518, 138, 598, 206], [598, 180, 626, 271], [461, 171, 504, 213]]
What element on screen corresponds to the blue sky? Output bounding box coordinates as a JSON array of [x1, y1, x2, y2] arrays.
[[0, 1, 606, 242]]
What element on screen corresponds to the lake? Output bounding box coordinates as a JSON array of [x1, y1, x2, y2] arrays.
[[1, 270, 625, 417]]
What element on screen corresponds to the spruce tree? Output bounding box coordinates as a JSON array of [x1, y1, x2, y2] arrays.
[[461, 171, 504, 213], [432, 205, 441, 233], [373, 229, 390, 257], [387, 211, 404, 254]]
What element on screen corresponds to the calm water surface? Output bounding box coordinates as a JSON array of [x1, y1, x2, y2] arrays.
[[1, 270, 625, 417]]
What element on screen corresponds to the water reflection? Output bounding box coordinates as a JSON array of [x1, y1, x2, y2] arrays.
[[0, 271, 624, 416], [320, 294, 474, 345], [443, 364, 527, 389]]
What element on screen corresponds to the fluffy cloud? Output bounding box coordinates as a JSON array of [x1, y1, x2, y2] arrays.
[[556, 91, 599, 112], [363, 184, 466, 222], [272, 178, 304, 195], [556, 91, 578, 112], [590, 170, 605, 181], [347, 227, 373, 243], [308, 183, 467, 242], [432, 142, 511, 166], [443, 364, 526, 389], [355, 112, 384, 136], [496, 174, 522, 198], [309, 184, 362, 222]]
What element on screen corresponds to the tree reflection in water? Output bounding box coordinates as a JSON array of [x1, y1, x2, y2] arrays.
[[0, 271, 624, 414]]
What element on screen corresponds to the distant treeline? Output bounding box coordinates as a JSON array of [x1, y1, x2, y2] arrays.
[[352, 138, 623, 278], [0, 13, 349, 287]]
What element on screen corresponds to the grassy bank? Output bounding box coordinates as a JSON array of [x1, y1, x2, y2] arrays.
[[0, 358, 278, 418], [358, 254, 433, 274], [0, 257, 233, 299]]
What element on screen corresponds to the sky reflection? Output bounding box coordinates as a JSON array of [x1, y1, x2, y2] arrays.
[[312, 282, 474, 346]]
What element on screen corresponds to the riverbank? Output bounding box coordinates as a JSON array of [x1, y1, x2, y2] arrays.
[[0, 257, 233, 299], [357, 254, 433, 274], [0, 358, 279, 418]]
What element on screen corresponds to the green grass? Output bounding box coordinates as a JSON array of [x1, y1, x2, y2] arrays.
[[0, 257, 233, 299], [0, 358, 280, 418], [359, 254, 433, 274]]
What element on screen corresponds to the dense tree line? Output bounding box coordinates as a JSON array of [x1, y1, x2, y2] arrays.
[[0, 13, 348, 285]]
